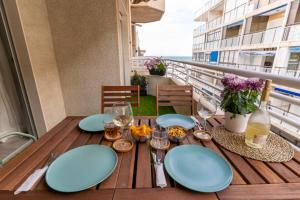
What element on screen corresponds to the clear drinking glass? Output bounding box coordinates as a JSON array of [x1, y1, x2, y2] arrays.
[[112, 101, 133, 138], [151, 130, 169, 150], [197, 94, 218, 133]]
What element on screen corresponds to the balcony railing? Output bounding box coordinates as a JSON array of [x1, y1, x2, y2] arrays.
[[130, 57, 300, 146], [204, 40, 220, 50], [220, 36, 240, 48], [193, 24, 206, 37], [195, 0, 222, 19], [207, 17, 222, 30], [242, 27, 282, 45], [193, 43, 204, 51], [283, 24, 300, 41], [224, 3, 247, 23]]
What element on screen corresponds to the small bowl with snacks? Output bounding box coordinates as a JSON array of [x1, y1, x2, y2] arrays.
[[130, 124, 153, 142], [167, 126, 187, 143]]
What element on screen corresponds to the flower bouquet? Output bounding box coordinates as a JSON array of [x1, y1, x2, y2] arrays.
[[144, 57, 167, 76], [220, 74, 263, 133]]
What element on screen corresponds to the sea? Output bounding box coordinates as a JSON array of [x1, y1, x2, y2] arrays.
[[162, 56, 192, 62]]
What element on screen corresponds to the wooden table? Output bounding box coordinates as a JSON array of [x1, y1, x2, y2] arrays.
[[1, 116, 300, 200]]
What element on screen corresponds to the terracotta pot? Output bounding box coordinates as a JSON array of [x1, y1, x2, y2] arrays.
[[224, 112, 251, 133]]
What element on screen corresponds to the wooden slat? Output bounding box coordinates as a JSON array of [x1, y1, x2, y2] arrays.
[[135, 145, 152, 188], [217, 183, 300, 200], [158, 96, 193, 101], [116, 144, 136, 188], [11, 189, 114, 200], [102, 93, 137, 97], [135, 118, 152, 188], [284, 160, 300, 177], [115, 117, 139, 188], [246, 159, 284, 184], [0, 119, 80, 190], [0, 118, 72, 182], [113, 188, 218, 200], [99, 139, 123, 189], [102, 86, 139, 91], [221, 149, 266, 184], [103, 98, 137, 102], [293, 150, 300, 163], [266, 162, 300, 183]]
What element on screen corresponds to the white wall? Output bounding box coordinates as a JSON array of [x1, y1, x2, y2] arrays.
[[274, 47, 290, 68]]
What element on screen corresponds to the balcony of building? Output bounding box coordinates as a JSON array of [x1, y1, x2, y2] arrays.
[[131, 0, 165, 23], [194, 0, 224, 22], [223, 0, 247, 24], [220, 21, 243, 48], [241, 8, 285, 46]]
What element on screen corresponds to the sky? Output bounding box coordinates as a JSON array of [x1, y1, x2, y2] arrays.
[[137, 0, 204, 57]]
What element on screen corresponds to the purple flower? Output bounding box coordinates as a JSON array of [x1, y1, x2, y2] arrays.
[[228, 78, 247, 91], [144, 57, 163, 70], [245, 78, 263, 91], [221, 74, 238, 87]]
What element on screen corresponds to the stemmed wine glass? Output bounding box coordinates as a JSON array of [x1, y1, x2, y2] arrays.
[[112, 101, 133, 139], [197, 94, 218, 133]]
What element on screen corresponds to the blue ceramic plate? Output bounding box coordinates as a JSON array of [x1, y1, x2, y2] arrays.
[[79, 114, 112, 132], [46, 145, 117, 192], [165, 145, 232, 192], [156, 114, 195, 130]]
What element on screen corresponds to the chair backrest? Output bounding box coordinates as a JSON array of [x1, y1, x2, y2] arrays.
[[101, 86, 140, 114], [156, 85, 194, 115]]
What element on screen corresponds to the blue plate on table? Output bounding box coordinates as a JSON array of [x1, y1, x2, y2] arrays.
[[78, 114, 112, 132], [46, 145, 117, 192], [156, 114, 195, 129], [164, 145, 232, 192]]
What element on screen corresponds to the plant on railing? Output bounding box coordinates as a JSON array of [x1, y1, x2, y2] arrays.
[[144, 57, 167, 76], [131, 71, 148, 96], [220, 74, 263, 133]]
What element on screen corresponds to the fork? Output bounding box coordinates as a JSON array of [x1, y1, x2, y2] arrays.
[[14, 153, 58, 195]]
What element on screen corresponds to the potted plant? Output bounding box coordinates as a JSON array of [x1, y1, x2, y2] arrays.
[[220, 74, 263, 133], [144, 57, 167, 76], [131, 71, 148, 96]]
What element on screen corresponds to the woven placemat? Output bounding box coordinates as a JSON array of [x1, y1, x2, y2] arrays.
[[212, 126, 294, 162]]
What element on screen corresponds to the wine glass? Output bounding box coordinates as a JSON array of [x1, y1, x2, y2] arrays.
[[197, 94, 218, 133], [112, 101, 133, 139]]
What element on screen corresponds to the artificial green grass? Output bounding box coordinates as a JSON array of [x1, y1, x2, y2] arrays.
[[133, 95, 176, 116]]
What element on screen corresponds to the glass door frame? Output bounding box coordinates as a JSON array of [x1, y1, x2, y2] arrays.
[[0, 1, 37, 137]]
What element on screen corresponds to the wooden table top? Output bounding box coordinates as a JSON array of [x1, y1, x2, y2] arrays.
[[0, 116, 300, 200]]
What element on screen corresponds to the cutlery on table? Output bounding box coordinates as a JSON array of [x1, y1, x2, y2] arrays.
[[152, 150, 167, 188], [14, 153, 58, 195]]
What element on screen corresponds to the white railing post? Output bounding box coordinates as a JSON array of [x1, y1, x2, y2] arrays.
[[185, 64, 190, 84]]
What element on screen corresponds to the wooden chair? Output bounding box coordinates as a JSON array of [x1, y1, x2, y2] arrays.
[[101, 86, 140, 114], [156, 85, 194, 115]]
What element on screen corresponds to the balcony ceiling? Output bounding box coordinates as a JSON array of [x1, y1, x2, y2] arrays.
[[131, 0, 165, 23]]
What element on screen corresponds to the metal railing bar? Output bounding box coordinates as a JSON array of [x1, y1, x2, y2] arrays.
[[167, 59, 300, 89], [269, 110, 300, 130]]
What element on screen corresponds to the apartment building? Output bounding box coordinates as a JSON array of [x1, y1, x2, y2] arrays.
[[192, 0, 300, 76]]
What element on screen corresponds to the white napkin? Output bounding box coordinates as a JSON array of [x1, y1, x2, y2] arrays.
[[14, 166, 48, 195], [154, 163, 167, 188]]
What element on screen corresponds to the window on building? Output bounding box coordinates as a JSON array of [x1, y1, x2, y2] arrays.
[[288, 53, 300, 70]]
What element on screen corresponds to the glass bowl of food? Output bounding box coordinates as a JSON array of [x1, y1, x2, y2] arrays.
[[167, 126, 187, 143], [130, 124, 153, 142]]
